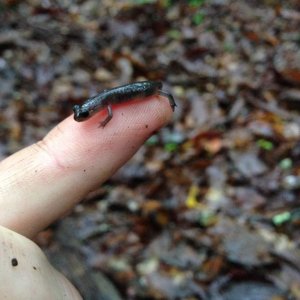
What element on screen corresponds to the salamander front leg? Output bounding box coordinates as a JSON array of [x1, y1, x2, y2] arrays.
[[99, 104, 113, 127], [158, 91, 177, 111]]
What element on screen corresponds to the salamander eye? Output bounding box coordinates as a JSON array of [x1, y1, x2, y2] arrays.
[[73, 105, 90, 121]]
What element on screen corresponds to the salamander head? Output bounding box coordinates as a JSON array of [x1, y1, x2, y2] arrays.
[[73, 105, 90, 121]]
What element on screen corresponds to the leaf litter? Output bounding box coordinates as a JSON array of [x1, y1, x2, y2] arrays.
[[1, 0, 300, 299]]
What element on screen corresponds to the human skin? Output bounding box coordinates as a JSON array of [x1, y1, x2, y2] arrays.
[[0, 96, 173, 299]]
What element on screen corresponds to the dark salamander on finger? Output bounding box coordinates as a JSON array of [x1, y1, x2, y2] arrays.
[[73, 81, 176, 127]]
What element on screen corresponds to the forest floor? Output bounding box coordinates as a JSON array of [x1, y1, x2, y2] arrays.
[[1, 1, 300, 299]]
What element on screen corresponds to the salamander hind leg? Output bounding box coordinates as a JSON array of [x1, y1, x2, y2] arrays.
[[158, 91, 177, 111], [99, 104, 113, 127]]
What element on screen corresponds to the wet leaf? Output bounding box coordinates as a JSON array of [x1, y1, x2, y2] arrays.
[[222, 223, 273, 267], [231, 151, 268, 178]]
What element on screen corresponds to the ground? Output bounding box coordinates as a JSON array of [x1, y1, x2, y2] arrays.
[[1, 1, 300, 299]]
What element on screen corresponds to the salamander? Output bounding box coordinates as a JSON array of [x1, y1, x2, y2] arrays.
[[73, 81, 176, 127]]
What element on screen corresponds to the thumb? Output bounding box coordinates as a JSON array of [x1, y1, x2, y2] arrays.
[[0, 225, 82, 300]]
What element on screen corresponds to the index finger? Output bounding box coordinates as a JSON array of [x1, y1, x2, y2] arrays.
[[0, 96, 173, 238]]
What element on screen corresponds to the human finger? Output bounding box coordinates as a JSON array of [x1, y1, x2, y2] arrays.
[[0, 96, 173, 238]]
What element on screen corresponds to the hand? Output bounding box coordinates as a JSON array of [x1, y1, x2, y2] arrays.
[[0, 96, 172, 299]]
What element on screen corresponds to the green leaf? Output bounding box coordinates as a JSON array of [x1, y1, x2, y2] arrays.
[[164, 142, 178, 152], [272, 211, 291, 226], [192, 12, 205, 25], [257, 139, 274, 151], [189, 0, 206, 7], [279, 158, 292, 170]]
